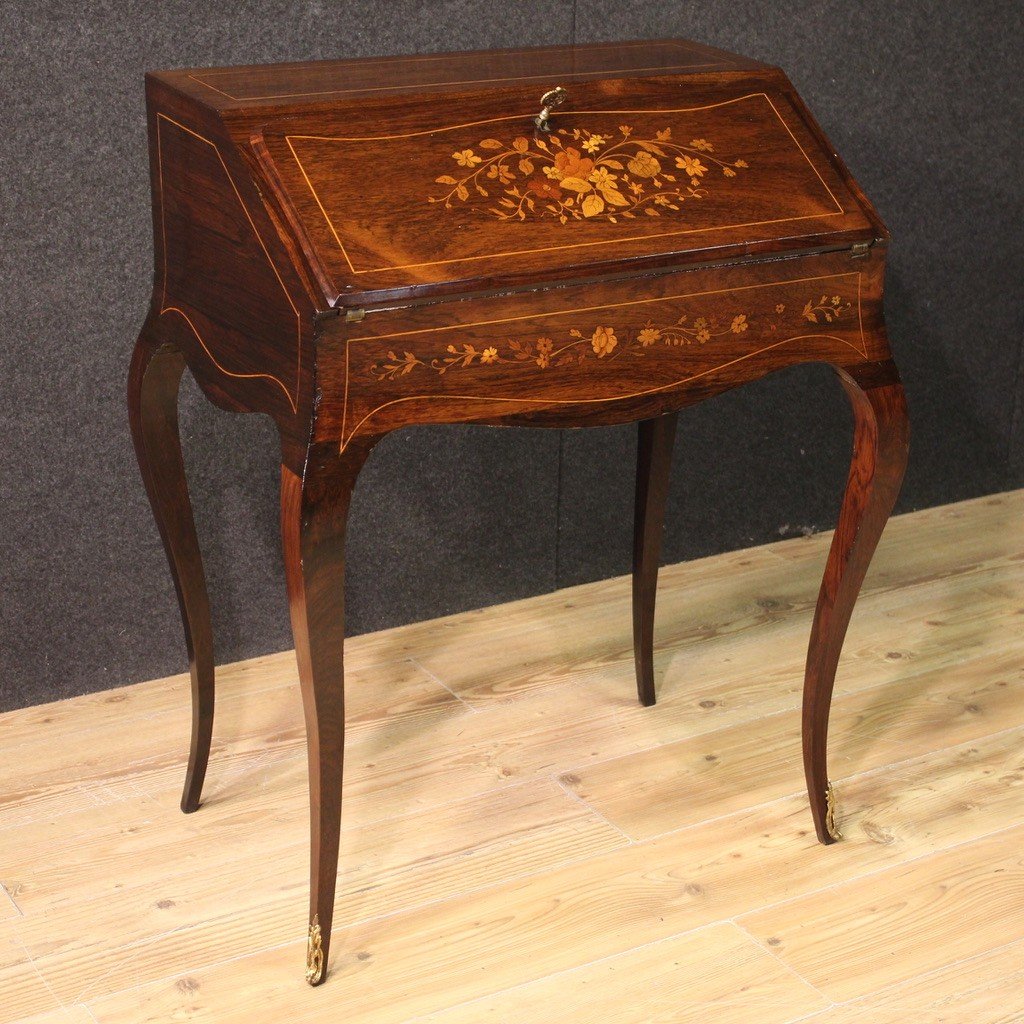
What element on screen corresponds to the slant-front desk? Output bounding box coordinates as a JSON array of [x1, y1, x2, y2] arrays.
[[129, 39, 909, 985]]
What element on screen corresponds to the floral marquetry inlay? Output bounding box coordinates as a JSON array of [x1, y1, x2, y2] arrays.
[[367, 294, 852, 381], [428, 125, 749, 223]]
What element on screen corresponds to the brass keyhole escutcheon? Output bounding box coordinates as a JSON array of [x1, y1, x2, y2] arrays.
[[534, 86, 567, 132]]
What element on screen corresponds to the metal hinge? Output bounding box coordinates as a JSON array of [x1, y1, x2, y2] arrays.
[[344, 308, 366, 322], [850, 241, 872, 259]]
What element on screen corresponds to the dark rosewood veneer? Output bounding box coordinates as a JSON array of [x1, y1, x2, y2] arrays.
[[128, 38, 909, 985]]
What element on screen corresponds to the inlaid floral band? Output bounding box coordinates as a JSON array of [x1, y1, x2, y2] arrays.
[[428, 125, 748, 223], [369, 294, 851, 381]]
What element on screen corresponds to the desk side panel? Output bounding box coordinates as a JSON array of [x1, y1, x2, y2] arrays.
[[144, 79, 319, 445]]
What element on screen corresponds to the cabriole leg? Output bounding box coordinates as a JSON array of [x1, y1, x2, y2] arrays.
[[633, 412, 679, 707], [803, 365, 909, 844], [128, 315, 215, 814], [280, 439, 377, 986]]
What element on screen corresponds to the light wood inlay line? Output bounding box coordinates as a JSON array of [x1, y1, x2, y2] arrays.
[[190, 64, 732, 103]]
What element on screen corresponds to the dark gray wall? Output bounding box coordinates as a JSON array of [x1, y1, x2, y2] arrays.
[[2, 2, 1022, 710]]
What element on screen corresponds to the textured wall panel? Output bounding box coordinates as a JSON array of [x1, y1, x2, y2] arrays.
[[1, 1, 1021, 709]]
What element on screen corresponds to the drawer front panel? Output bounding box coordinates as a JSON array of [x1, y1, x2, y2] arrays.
[[318, 250, 889, 450]]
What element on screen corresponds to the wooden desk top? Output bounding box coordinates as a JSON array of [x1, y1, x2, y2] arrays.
[[150, 40, 767, 108]]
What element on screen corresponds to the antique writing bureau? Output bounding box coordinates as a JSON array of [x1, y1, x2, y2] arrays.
[[129, 39, 909, 985]]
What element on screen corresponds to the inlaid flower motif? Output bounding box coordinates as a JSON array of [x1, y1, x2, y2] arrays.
[[368, 291, 851, 382], [591, 326, 618, 357], [676, 156, 708, 178], [589, 167, 618, 191], [628, 151, 661, 178], [554, 147, 595, 180], [428, 123, 750, 223], [802, 295, 852, 323], [527, 177, 562, 200]]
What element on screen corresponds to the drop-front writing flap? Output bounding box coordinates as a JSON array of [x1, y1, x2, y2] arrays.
[[255, 73, 878, 304]]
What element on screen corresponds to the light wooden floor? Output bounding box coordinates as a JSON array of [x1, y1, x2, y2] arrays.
[[3, 490, 1024, 1023]]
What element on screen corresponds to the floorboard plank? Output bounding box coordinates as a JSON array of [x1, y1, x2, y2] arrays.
[[401, 923, 829, 1024], [0, 660, 460, 827], [80, 724, 1024, 1018], [10, 1009, 95, 1024], [562, 643, 1024, 839], [0, 489, 1021, 1023], [739, 825, 1024, 1002], [0, 923, 62, 1022], [414, 491, 1024, 705], [845, 937, 1024, 1023]]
